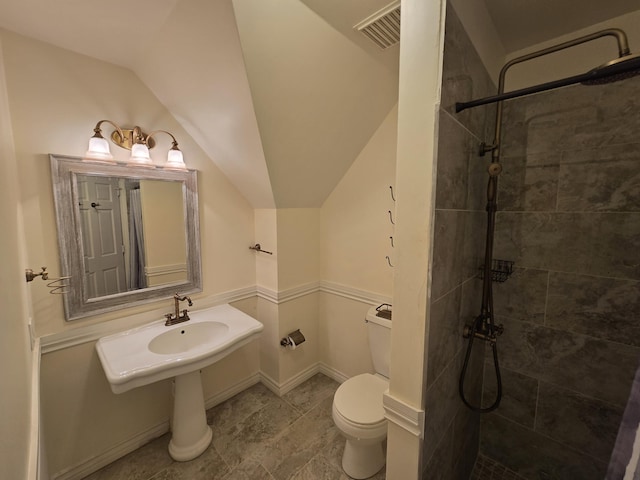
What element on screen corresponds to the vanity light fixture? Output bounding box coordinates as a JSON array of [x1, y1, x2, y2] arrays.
[[85, 120, 187, 170]]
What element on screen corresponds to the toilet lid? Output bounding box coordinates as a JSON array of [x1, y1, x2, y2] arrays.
[[334, 374, 388, 425]]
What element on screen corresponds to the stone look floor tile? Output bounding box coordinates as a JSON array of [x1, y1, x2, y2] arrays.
[[222, 458, 275, 480], [149, 444, 230, 480], [207, 382, 282, 435], [212, 396, 301, 469], [256, 395, 343, 480], [281, 373, 338, 414], [289, 455, 349, 480], [84, 374, 380, 480]]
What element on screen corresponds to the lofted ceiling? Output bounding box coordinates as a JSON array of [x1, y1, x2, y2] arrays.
[[0, 0, 638, 207]]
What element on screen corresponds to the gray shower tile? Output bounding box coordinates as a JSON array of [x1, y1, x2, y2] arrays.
[[500, 100, 599, 157], [256, 395, 342, 480], [493, 268, 548, 324], [282, 373, 338, 414], [452, 402, 481, 480], [440, 5, 496, 141], [149, 444, 230, 480], [500, 79, 640, 160], [501, 150, 562, 167], [588, 213, 640, 280], [432, 210, 484, 299], [480, 414, 607, 480], [436, 110, 478, 210], [557, 157, 640, 212], [496, 320, 638, 407], [212, 397, 301, 469], [207, 382, 281, 435], [482, 367, 537, 428], [422, 423, 454, 480], [494, 212, 593, 273], [546, 272, 640, 346], [460, 276, 483, 322], [427, 286, 464, 388], [426, 343, 483, 469], [536, 382, 623, 462], [498, 157, 559, 211], [495, 212, 640, 279], [560, 142, 640, 164], [83, 433, 173, 480]]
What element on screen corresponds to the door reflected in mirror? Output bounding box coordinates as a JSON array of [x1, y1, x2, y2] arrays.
[[77, 175, 188, 299], [50, 154, 201, 321]]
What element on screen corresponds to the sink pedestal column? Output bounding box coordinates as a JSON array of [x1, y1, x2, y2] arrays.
[[168, 370, 212, 461]]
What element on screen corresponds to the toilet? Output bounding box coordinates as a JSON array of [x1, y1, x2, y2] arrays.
[[332, 305, 392, 479]]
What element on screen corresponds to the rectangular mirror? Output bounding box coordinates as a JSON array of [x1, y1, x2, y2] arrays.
[[50, 154, 202, 320]]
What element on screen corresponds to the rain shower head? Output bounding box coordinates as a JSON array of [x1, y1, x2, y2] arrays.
[[455, 28, 640, 113], [581, 53, 640, 85]]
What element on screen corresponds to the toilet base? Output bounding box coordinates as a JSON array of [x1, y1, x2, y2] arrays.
[[342, 438, 385, 479]]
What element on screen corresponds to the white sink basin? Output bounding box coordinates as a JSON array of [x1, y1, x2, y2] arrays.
[[96, 304, 263, 394], [148, 321, 230, 355]]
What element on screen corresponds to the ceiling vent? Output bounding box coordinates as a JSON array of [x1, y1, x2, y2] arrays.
[[354, 1, 401, 50]]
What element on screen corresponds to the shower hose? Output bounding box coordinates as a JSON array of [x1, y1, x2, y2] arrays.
[[458, 171, 503, 413]]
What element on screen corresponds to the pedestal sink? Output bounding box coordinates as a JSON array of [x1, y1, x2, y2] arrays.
[[96, 303, 263, 461]]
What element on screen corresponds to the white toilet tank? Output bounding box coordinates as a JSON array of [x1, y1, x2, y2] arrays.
[[366, 306, 392, 378]]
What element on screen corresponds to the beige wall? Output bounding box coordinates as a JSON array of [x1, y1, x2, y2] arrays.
[[318, 105, 397, 378], [277, 208, 319, 290], [0, 34, 33, 480], [320, 106, 397, 295], [0, 28, 259, 477]]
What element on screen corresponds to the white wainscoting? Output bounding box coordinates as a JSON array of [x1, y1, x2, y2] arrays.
[[42, 281, 402, 479]]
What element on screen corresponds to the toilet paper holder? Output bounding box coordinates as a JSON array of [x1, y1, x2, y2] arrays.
[[280, 329, 306, 349]]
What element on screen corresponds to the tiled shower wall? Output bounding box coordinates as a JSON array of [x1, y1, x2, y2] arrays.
[[481, 75, 640, 478], [422, 5, 496, 479]]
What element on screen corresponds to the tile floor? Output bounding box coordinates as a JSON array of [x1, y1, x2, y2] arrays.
[[470, 455, 528, 480], [84, 373, 386, 480]]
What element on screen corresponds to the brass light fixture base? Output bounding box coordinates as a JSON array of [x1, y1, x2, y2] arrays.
[[111, 127, 156, 150]]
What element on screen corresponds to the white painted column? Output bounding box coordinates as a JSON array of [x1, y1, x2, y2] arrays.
[[385, 0, 446, 479]]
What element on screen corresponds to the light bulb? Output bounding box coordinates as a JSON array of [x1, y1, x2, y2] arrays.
[[129, 143, 154, 167], [85, 136, 114, 162], [165, 149, 186, 170]]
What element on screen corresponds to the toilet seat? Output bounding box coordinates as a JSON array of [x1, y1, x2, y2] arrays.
[[334, 373, 388, 424]]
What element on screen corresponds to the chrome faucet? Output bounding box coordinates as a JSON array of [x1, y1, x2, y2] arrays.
[[165, 293, 193, 326]]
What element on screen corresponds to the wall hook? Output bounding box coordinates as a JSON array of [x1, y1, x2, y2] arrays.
[[388, 210, 395, 225], [389, 236, 394, 248], [389, 185, 396, 202], [385, 256, 395, 267], [249, 243, 273, 255]]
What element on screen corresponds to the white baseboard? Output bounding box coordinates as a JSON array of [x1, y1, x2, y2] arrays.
[[383, 392, 425, 438], [317, 362, 349, 384], [52, 421, 169, 480], [258, 362, 349, 397]]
